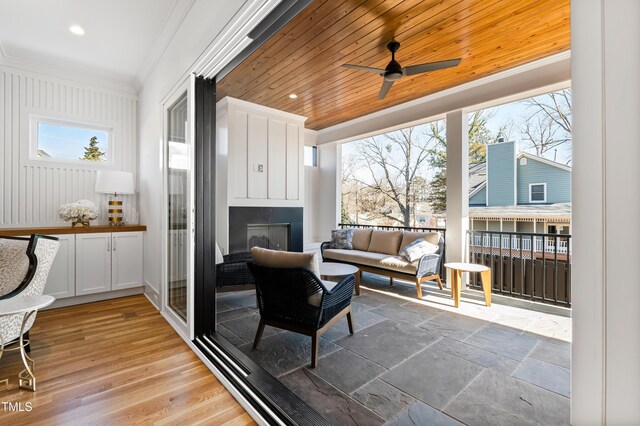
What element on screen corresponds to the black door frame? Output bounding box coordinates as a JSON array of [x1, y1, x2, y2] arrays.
[[191, 76, 328, 425]]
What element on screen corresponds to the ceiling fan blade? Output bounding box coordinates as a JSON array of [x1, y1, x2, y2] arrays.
[[378, 80, 394, 100], [403, 58, 461, 76], [343, 64, 385, 75]]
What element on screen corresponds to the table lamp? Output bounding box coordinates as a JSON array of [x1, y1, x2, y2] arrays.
[[95, 170, 135, 226]]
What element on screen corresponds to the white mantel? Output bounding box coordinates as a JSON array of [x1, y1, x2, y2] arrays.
[[216, 96, 307, 252]]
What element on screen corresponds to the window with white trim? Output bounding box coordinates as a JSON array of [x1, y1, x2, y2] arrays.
[[529, 183, 547, 203], [30, 116, 112, 165]]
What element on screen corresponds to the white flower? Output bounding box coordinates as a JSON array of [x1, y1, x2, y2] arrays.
[[58, 200, 99, 222]]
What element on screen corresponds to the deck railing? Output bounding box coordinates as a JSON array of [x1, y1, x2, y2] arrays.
[[335, 224, 570, 307], [471, 234, 570, 255], [338, 223, 446, 277], [468, 230, 571, 307]]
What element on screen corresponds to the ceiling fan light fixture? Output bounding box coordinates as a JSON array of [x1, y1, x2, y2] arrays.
[[384, 72, 403, 81], [69, 25, 85, 36]]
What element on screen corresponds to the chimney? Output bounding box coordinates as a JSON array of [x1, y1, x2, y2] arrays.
[[487, 140, 517, 206]]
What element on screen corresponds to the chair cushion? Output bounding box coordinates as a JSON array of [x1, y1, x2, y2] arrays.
[[330, 229, 353, 249], [399, 238, 439, 262], [323, 249, 418, 275], [351, 229, 373, 251], [399, 231, 441, 251], [0, 239, 30, 296], [367, 230, 403, 255], [308, 280, 338, 307], [251, 247, 319, 276]]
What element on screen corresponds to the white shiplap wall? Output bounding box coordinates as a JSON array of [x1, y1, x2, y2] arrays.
[[0, 65, 138, 227]]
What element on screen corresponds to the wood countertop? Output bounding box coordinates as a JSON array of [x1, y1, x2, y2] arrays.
[[0, 225, 147, 236]]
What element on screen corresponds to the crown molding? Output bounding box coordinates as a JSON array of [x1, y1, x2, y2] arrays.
[[134, 0, 197, 87]]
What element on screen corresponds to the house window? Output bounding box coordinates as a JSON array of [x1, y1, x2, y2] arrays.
[[529, 183, 547, 203], [30, 116, 112, 165], [304, 145, 317, 167]]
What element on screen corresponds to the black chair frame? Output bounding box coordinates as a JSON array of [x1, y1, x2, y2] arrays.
[[248, 262, 355, 367]]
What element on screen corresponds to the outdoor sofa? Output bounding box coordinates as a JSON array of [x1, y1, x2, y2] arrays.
[[321, 229, 444, 299]]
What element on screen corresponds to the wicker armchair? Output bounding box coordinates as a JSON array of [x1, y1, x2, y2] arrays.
[[0, 235, 59, 350], [247, 262, 355, 367], [216, 252, 255, 291]]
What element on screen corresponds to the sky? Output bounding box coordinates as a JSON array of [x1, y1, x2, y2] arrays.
[[342, 90, 573, 176], [37, 123, 108, 161]]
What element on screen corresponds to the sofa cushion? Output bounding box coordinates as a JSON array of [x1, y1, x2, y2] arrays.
[[251, 247, 319, 276], [323, 249, 418, 275], [351, 229, 373, 251], [330, 229, 353, 249], [399, 238, 439, 262], [367, 230, 403, 255], [400, 231, 441, 251]]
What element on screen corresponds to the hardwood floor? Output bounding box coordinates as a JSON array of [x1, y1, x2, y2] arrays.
[[0, 295, 255, 426]]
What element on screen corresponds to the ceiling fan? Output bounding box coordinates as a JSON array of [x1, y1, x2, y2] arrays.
[[343, 41, 461, 100]]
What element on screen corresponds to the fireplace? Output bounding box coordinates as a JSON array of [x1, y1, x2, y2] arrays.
[[228, 207, 303, 253], [247, 223, 290, 251]]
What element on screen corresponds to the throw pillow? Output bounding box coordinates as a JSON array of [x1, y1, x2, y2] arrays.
[[399, 238, 439, 262], [330, 229, 354, 249]]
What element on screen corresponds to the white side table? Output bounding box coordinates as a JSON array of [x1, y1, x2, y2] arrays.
[[0, 295, 55, 391]]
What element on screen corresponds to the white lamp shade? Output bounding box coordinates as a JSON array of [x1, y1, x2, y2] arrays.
[[95, 171, 135, 194]]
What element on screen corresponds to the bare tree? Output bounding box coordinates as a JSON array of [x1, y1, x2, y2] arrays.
[[520, 89, 572, 162], [520, 114, 569, 157], [524, 89, 571, 133], [349, 127, 431, 226]]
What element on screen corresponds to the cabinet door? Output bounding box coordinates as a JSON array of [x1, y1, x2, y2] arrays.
[[112, 231, 144, 290], [43, 234, 75, 299], [76, 233, 111, 295]]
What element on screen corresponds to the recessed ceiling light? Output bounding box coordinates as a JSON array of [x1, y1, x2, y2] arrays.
[[288, 93, 298, 99], [69, 25, 85, 36]]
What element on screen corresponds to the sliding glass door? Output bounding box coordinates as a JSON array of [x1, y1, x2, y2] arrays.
[[164, 76, 195, 339]]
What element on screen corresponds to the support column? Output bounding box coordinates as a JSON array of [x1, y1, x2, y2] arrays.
[[445, 110, 469, 270], [573, 0, 640, 423]]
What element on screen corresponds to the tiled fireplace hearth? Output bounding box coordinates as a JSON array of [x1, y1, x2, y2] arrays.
[[228, 207, 303, 253]]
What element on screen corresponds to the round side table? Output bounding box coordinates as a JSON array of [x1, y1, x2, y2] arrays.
[[319, 262, 360, 295], [0, 295, 55, 391], [444, 262, 491, 308]]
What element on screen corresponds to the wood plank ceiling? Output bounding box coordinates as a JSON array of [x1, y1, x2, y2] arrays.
[[217, 0, 570, 130]]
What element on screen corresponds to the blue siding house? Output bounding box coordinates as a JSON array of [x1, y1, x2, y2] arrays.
[[469, 141, 571, 235]]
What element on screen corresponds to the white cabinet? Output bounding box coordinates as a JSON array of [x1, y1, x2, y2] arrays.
[[76, 231, 144, 295], [112, 232, 144, 290], [44, 234, 75, 299], [76, 233, 112, 295]]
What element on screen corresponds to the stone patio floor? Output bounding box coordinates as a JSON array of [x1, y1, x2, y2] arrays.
[[216, 273, 571, 426]]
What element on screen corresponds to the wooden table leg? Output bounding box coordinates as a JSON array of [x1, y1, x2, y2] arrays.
[[449, 268, 457, 304], [480, 269, 492, 307], [355, 270, 361, 295], [454, 270, 462, 308]]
